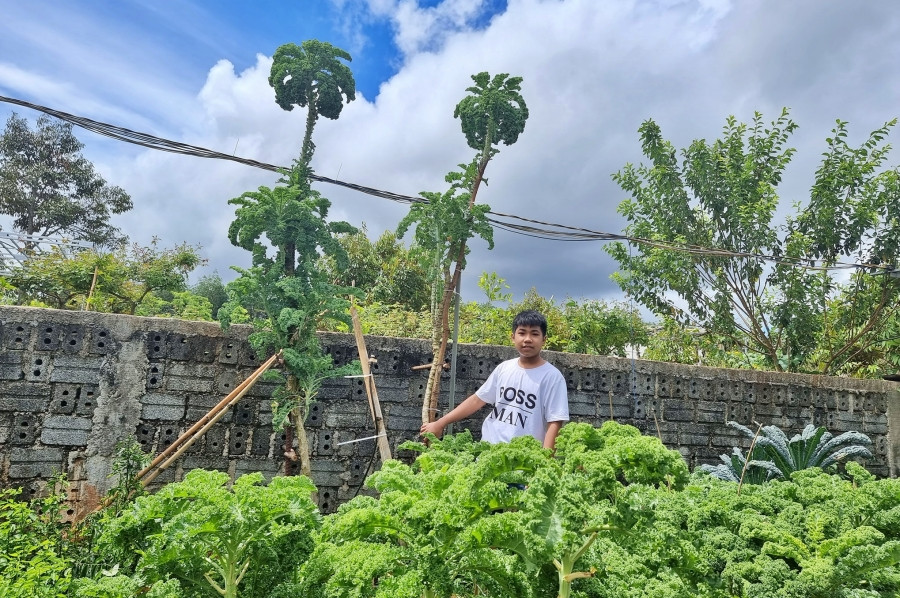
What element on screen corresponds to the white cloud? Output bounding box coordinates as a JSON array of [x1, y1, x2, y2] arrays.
[[3, 0, 899, 305], [334, 0, 500, 57]]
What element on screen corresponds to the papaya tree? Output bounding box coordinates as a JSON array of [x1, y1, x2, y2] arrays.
[[399, 72, 529, 425], [219, 39, 359, 476], [319, 225, 431, 311]]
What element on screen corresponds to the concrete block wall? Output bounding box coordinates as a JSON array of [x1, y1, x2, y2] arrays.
[[1, 305, 898, 518]]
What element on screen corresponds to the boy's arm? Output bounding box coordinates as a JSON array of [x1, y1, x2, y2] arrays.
[[543, 421, 564, 450], [420, 394, 487, 438]]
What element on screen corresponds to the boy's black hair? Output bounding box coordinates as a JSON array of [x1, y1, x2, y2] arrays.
[[512, 310, 548, 336]]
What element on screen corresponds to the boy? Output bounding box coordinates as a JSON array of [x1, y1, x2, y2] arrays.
[[420, 310, 569, 449]]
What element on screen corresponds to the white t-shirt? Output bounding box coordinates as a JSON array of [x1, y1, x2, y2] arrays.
[[476, 358, 569, 444]]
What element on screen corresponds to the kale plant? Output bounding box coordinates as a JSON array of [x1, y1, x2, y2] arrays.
[[300, 421, 689, 598], [701, 421, 873, 483], [89, 469, 319, 598]]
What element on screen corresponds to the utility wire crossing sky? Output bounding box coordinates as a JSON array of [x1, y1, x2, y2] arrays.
[[0, 1, 898, 301]]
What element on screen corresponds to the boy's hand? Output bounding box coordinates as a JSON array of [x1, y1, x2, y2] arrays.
[[420, 421, 445, 438]]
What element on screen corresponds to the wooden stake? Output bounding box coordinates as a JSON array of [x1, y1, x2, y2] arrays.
[[412, 362, 448, 371], [350, 305, 392, 462], [136, 351, 280, 483], [737, 422, 764, 496], [141, 363, 272, 486], [84, 265, 99, 311]]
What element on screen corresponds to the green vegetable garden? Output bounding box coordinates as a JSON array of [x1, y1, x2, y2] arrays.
[[2, 422, 899, 597]]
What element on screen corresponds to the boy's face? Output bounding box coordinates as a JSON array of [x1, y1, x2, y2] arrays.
[[512, 325, 546, 359]]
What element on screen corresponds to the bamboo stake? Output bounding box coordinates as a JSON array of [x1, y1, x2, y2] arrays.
[[84, 265, 99, 311], [350, 305, 392, 462], [74, 352, 279, 522], [136, 351, 280, 482], [737, 422, 764, 496], [140, 353, 278, 487], [412, 362, 449, 371]]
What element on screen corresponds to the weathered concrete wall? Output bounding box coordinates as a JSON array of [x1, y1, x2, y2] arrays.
[[1, 305, 897, 518]]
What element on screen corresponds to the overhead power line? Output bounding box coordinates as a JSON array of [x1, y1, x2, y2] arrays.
[[0, 94, 893, 275]]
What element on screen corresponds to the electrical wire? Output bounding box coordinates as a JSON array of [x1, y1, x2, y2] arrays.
[[1, 94, 894, 275]]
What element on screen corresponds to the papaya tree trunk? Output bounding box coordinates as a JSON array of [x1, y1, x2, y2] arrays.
[[292, 406, 311, 477], [282, 424, 294, 476]]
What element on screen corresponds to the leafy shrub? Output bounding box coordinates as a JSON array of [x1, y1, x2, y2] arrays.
[[68, 574, 184, 598], [88, 469, 320, 598], [294, 423, 897, 598], [555, 421, 690, 492], [0, 483, 71, 598]]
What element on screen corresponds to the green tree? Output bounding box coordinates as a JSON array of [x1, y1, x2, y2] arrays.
[[220, 39, 360, 477], [457, 278, 649, 357], [400, 72, 529, 424], [805, 273, 900, 377], [642, 317, 719, 366], [0, 113, 132, 247], [562, 299, 648, 357], [328, 273, 651, 359], [6, 240, 204, 314], [320, 225, 430, 311], [135, 290, 214, 321], [192, 273, 228, 319], [459, 285, 567, 350], [608, 110, 900, 374]]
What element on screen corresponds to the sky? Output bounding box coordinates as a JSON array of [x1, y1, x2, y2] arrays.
[[1, 0, 899, 306]]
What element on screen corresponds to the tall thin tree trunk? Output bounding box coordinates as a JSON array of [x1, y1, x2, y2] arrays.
[[422, 134, 493, 424], [292, 408, 311, 477], [286, 374, 311, 476], [421, 301, 444, 423], [286, 377, 311, 477], [300, 97, 318, 168], [283, 424, 294, 476]]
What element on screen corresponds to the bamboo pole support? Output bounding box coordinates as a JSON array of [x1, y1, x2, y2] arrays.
[[140, 352, 279, 487], [77, 352, 281, 521], [350, 306, 392, 462], [136, 351, 280, 483], [84, 265, 99, 311], [411, 362, 449, 371]]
